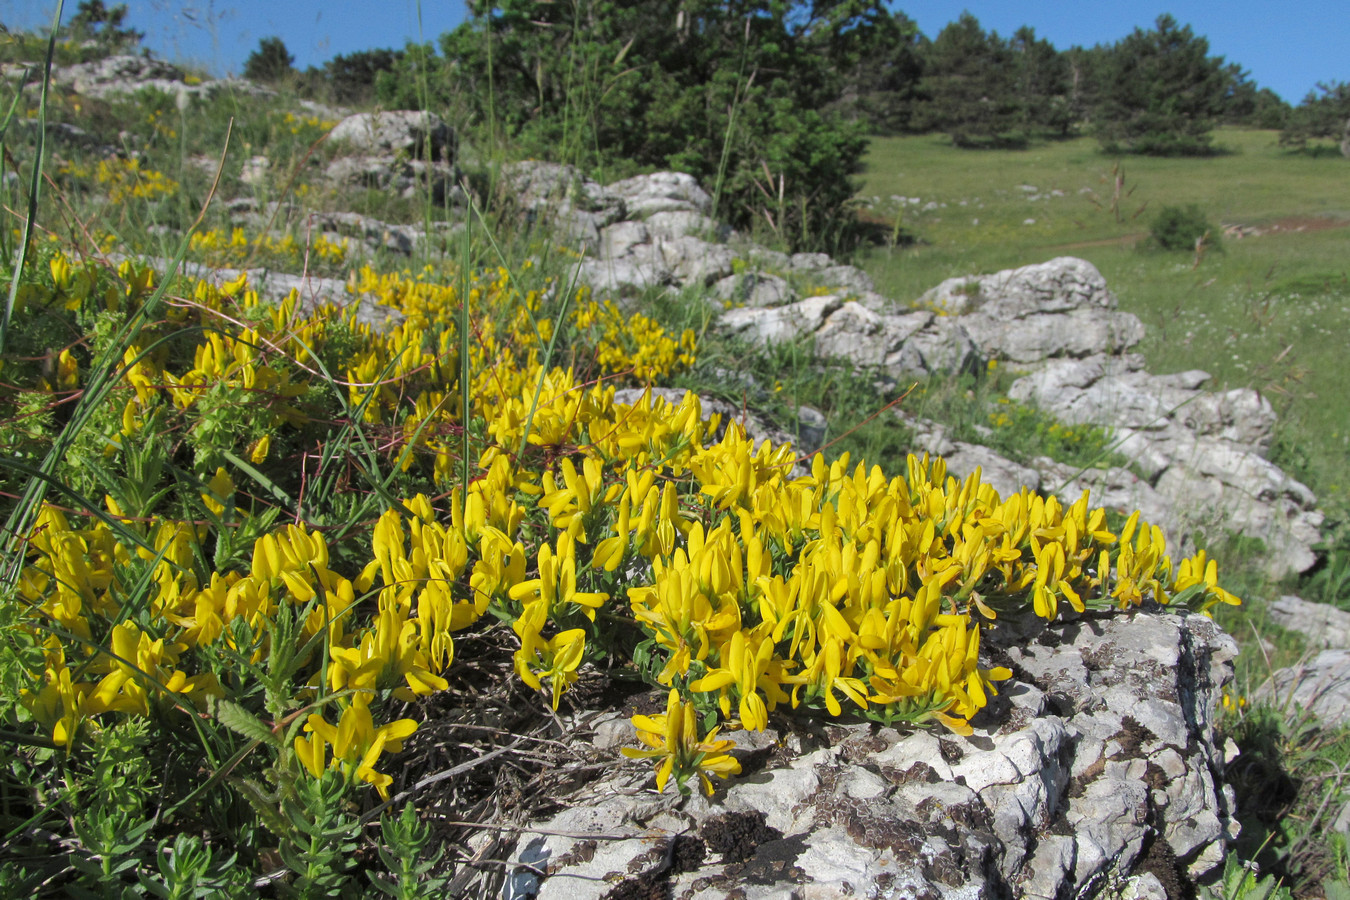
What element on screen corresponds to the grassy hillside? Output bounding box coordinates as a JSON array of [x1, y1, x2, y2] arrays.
[[1, 29, 1347, 895], [857, 128, 1350, 513]]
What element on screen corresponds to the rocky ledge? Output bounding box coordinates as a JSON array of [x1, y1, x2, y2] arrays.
[[497, 611, 1238, 900]]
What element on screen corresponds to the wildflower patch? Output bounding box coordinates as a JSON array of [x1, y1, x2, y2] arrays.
[[5, 243, 1239, 811]]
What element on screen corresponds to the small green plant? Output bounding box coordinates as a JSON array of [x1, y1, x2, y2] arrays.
[[1205, 854, 1293, 900], [367, 804, 450, 899], [1149, 203, 1221, 251]]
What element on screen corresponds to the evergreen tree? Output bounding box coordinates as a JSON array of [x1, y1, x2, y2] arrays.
[[244, 36, 296, 84], [1010, 26, 1072, 137], [918, 13, 1022, 147], [839, 9, 927, 134], [319, 48, 404, 104], [1281, 82, 1350, 156], [1091, 15, 1237, 155], [66, 1, 142, 50]]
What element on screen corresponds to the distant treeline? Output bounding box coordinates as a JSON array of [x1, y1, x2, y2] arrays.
[[242, 2, 1350, 250]]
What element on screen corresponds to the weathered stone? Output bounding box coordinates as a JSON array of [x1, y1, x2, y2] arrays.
[[790, 251, 834, 271], [659, 235, 736, 287], [323, 155, 463, 205], [812, 301, 900, 366], [811, 264, 877, 295], [922, 256, 1118, 316], [1005, 349, 1320, 576], [606, 171, 712, 217], [577, 244, 670, 294], [500, 612, 1238, 899], [329, 110, 454, 160], [942, 442, 1043, 497], [643, 209, 725, 242], [1267, 595, 1350, 649], [964, 306, 1146, 363], [1257, 650, 1350, 727], [598, 220, 649, 259], [719, 295, 844, 346], [883, 315, 980, 376], [712, 272, 797, 309]]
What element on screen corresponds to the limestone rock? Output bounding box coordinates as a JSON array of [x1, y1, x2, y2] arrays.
[[883, 314, 980, 376], [576, 245, 671, 295], [505, 161, 625, 248], [712, 272, 797, 309], [323, 155, 463, 205], [1008, 353, 1321, 577], [1257, 650, 1350, 727], [922, 256, 1118, 316], [606, 171, 712, 217], [658, 235, 736, 286], [1266, 595, 1350, 649], [942, 443, 1044, 497], [719, 295, 844, 346], [500, 612, 1238, 899], [643, 209, 726, 242], [329, 110, 454, 160]]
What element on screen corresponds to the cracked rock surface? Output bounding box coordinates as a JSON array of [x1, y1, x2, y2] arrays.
[[500, 611, 1238, 900]]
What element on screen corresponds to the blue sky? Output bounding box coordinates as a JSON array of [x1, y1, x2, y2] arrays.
[[4, 1, 1345, 104]]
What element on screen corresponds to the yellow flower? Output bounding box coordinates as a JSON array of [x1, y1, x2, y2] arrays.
[[1171, 550, 1241, 614], [507, 532, 608, 621], [201, 467, 234, 517], [295, 695, 417, 799], [622, 689, 741, 796], [248, 434, 271, 464], [689, 627, 788, 732], [512, 601, 587, 709]]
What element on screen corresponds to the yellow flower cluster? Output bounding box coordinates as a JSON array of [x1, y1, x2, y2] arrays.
[[279, 110, 338, 136], [188, 228, 349, 268], [96, 157, 179, 204], [623, 689, 741, 796], [11, 244, 1240, 805], [572, 299, 697, 383]]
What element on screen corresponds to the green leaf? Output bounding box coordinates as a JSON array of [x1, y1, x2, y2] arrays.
[[210, 700, 278, 747]]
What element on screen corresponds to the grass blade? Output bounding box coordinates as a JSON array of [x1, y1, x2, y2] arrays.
[[0, 0, 64, 357]]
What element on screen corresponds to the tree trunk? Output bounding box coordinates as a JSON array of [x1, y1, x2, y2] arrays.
[[1340, 115, 1350, 158]]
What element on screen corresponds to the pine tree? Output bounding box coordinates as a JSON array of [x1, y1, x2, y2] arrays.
[[1091, 15, 1236, 155], [918, 14, 1022, 147], [244, 37, 296, 84]]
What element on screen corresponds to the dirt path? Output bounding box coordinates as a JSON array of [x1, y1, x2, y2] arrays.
[[1045, 216, 1349, 252]]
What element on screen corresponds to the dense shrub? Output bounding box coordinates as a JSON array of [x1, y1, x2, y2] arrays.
[[376, 1, 887, 254], [1150, 203, 1220, 251]]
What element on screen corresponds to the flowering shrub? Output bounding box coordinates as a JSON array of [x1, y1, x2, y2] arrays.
[[189, 227, 350, 270], [4, 238, 1239, 818], [94, 157, 179, 204]]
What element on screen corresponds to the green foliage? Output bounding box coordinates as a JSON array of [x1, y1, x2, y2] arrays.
[[1222, 696, 1350, 895], [301, 48, 405, 105], [274, 771, 360, 899], [1091, 15, 1240, 156], [1205, 855, 1293, 900], [383, 0, 883, 253], [917, 13, 1023, 148], [244, 37, 296, 84], [1149, 203, 1220, 251], [66, 1, 142, 51], [1301, 502, 1350, 608], [829, 8, 927, 135], [1224, 85, 1291, 130], [1280, 81, 1350, 156], [367, 804, 449, 899], [917, 16, 1071, 147]]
